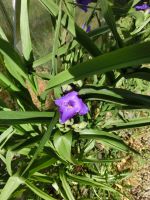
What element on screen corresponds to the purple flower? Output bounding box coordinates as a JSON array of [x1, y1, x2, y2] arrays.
[[82, 23, 91, 33], [135, 3, 150, 11], [55, 91, 88, 123], [76, 0, 92, 12]]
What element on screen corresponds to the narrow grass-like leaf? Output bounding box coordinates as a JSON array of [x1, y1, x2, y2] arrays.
[[52, 1, 62, 75], [25, 180, 56, 200], [0, 26, 8, 41], [64, 0, 76, 36], [67, 173, 122, 195], [0, 126, 14, 143], [0, 72, 20, 92], [6, 150, 14, 176], [39, 0, 58, 16], [79, 87, 150, 107], [0, 38, 27, 87], [79, 129, 134, 152], [125, 67, 150, 82], [88, 25, 110, 38], [22, 112, 58, 175], [13, 0, 21, 48], [0, 175, 23, 200], [30, 172, 53, 184], [20, 0, 32, 61], [39, 0, 101, 56], [59, 169, 75, 200], [105, 116, 150, 131], [101, 0, 122, 47], [29, 157, 57, 176], [46, 42, 150, 90], [0, 1, 13, 40], [0, 111, 54, 125], [33, 41, 77, 68], [0, 154, 6, 164], [82, 158, 122, 163], [131, 16, 150, 35]]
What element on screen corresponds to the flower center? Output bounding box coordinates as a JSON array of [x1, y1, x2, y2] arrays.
[[67, 100, 75, 108]]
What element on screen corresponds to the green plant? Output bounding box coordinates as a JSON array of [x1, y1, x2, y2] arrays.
[[0, 0, 150, 199]]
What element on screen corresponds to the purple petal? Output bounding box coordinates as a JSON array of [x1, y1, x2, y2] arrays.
[[79, 101, 89, 115], [135, 4, 150, 11], [60, 106, 78, 123], [55, 91, 77, 105], [54, 99, 63, 106]]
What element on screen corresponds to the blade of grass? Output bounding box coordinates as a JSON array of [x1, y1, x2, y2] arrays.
[[105, 116, 150, 131]]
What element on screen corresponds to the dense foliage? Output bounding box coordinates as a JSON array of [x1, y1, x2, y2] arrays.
[[0, 0, 150, 199]]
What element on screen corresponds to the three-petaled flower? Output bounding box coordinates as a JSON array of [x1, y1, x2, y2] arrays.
[[76, 0, 92, 12], [55, 91, 89, 123]]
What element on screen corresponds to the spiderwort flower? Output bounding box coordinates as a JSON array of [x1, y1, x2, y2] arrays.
[[135, 3, 150, 11], [55, 91, 88, 124], [76, 0, 92, 12]]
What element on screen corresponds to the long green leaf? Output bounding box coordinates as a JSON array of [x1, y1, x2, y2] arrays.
[[67, 173, 122, 195], [33, 41, 77, 68], [29, 157, 57, 176], [0, 72, 20, 92], [105, 116, 150, 131], [0, 38, 27, 87], [101, 0, 122, 47], [0, 126, 14, 143], [125, 67, 150, 82], [52, 1, 62, 75], [0, 26, 8, 41], [79, 129, 134, 152], [0, 175, 23, 200], [20, 0, 32, 61], [6, 150, 14, 176], [79, 87, 150, 107], [59, 169, 75, 200], [46, 42, 150, 90], [25, 180, 56, 200], [0, 111, 54, 125]]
